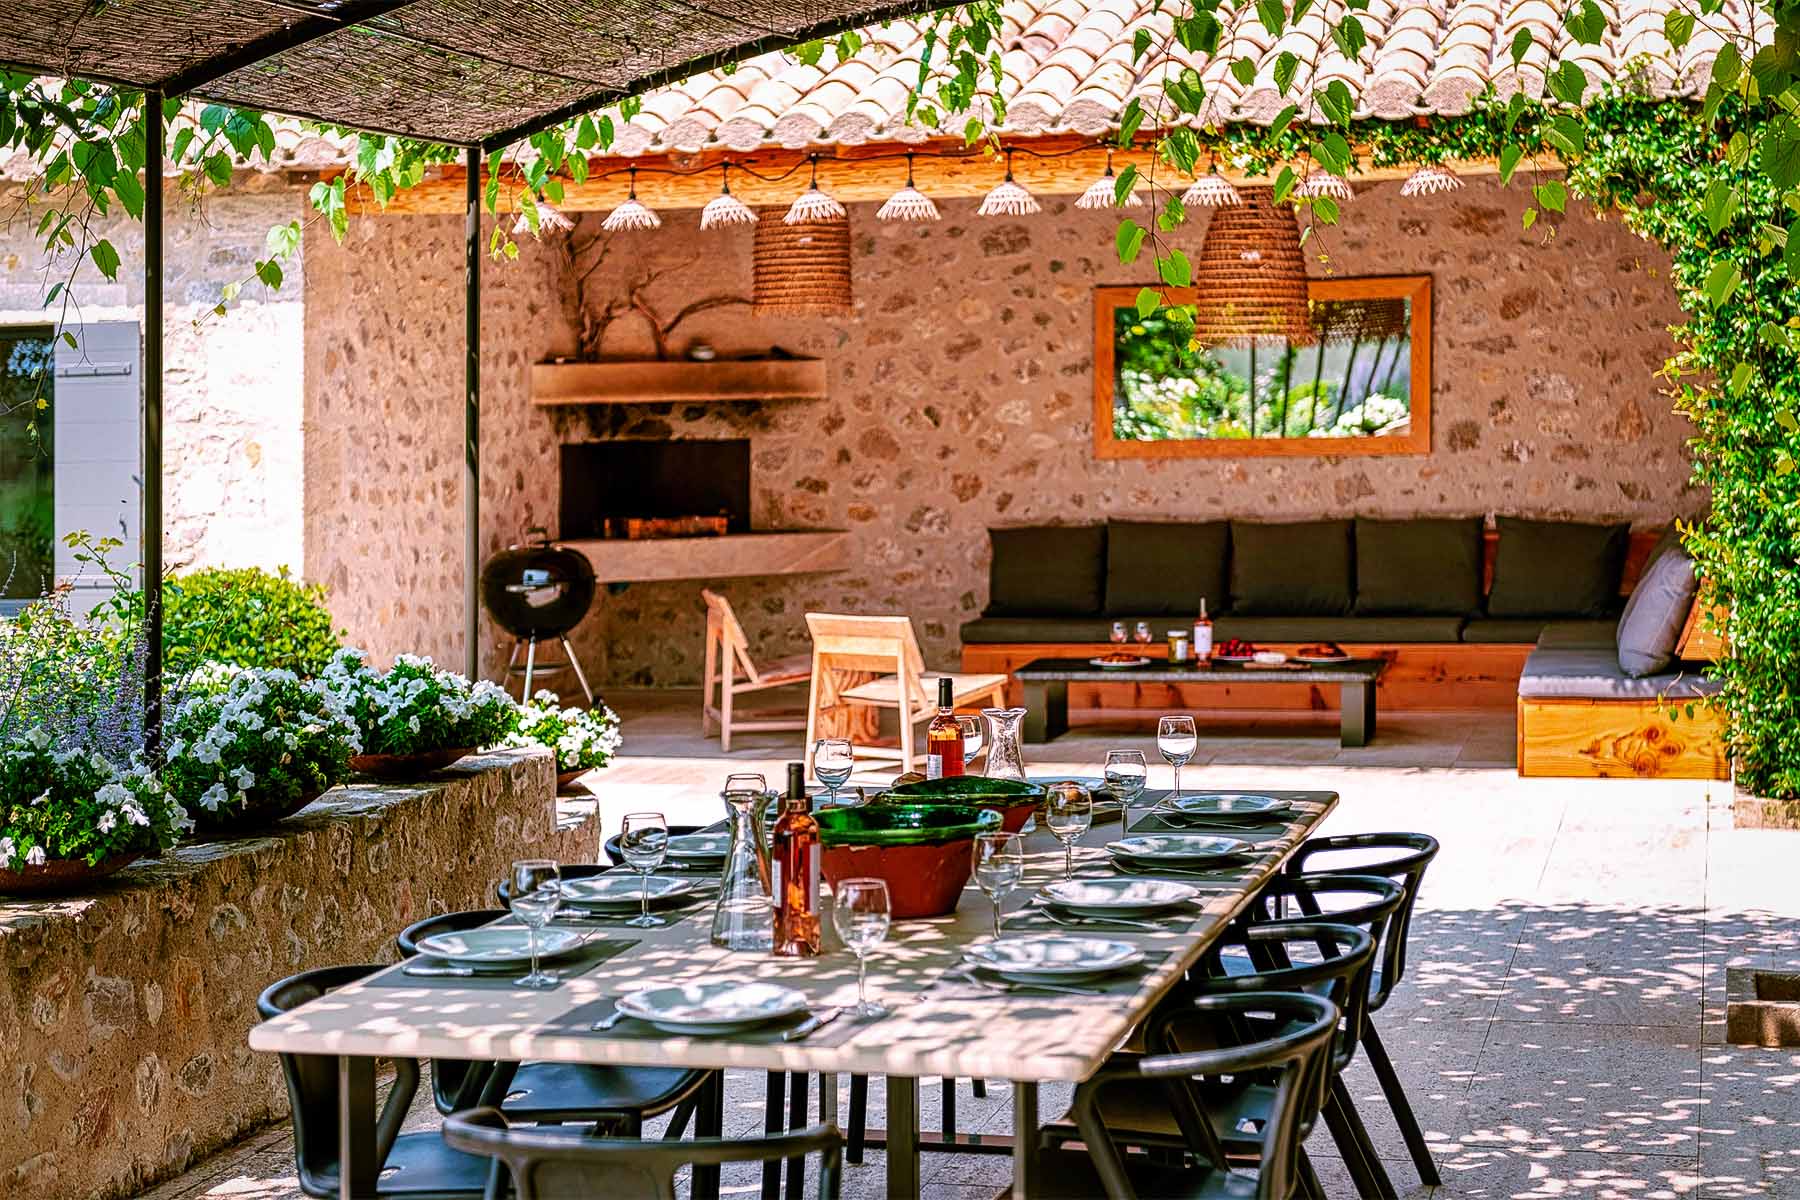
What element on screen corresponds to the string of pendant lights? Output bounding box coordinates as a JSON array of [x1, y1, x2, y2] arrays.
[[573, 141, 1469, 233]]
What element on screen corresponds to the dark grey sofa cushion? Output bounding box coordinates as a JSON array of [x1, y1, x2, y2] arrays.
[[1615, 527, 1698, 677], [985, 525, 1106, 617], [1537, 620, 1625, 650], [1230, 520, 1353, 616], [1354, 517, 1484, 616], [958, 615, 1465, 645], [1486, 517, 1630, 618], [1104, 521, 1230, 617], [1462, 618, 1619, 645], [1518, 645, 1718, 700]]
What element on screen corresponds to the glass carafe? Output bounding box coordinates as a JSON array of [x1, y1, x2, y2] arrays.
[[981, 707, 1028, 781], [710, 785, 775, 951]]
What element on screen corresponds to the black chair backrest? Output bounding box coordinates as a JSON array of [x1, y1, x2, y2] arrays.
[[1186, 922, 1376, 1077], [495, 863, 610, 904], [396, 908, 510, 958], [1282, 833, 1440, 1008], [1074, 991, 1338, 1200], [258, 965, 421, 1195], [445, 1107, 844, 1200], [601, 824, 707, 867]]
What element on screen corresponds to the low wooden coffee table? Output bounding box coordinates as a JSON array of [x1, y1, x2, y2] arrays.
[[1013, 656, 1388, 747]]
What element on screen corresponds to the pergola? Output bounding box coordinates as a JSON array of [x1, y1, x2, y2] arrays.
[[0, 0, 947, 727]]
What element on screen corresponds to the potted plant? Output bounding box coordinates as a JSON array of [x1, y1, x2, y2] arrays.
[[323, 650, 518, 780], [161, 665, 360, 831], [0, 729, 188, 895], [507, 690, 623, 792]]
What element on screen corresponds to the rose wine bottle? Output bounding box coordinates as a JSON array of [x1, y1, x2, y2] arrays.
[[925, 677, 965, 779], [771, 762, 821, 957], [1193, 598, 1214, 662]]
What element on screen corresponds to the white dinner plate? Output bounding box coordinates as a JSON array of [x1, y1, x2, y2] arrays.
[[615, 980, 809, 1034], [1168, 794, 1292, 820], [1212, 654, 1256, 664], [561, 875, 696, 908], [964, 935, 1144, 982], [1087, 655, 1151, 669], [416, 927, 586, 966], [1292, 654, 1353, 664], [666, 832, 730, 860], [1107, 834, 1251, 864], [1039, 877, 1201, 916]]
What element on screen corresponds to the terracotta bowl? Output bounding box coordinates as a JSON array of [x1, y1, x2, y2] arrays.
[[349, 747, 474, 781], [883, 776, 1046, 834], [0, 851, 142, 897], [815, 804, 1002, 918]]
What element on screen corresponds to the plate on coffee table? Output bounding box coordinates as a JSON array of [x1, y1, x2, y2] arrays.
[[1088, 655, 1151, 669]]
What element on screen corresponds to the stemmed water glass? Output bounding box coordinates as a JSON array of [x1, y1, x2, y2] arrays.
[[1104, 749, 1149, 828], [509, 859, 563, 989], [619, 812, 669, 928], [971, 831, 1023, 940], [832, 877, 892, 1020], [1157, 715, 1198, 804], [956, 716, 984, 770], [1045, 782, 1093, 880], [814, 740, 855, 806]]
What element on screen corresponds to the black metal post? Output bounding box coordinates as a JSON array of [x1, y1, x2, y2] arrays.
[[143, 89, 164, 753], [464, 146, 480, 680]]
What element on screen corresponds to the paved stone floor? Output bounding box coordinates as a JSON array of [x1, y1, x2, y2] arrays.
[[140, 691, 1800, 1199]]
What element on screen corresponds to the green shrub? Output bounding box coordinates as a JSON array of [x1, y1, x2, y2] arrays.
[[109, 566, 343, 676]]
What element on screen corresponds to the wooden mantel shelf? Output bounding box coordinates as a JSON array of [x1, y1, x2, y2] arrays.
[[568, 530, 849, 584], [532, 358, 827, 406]]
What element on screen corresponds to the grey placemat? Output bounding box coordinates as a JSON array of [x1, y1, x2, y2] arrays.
[[543, 996, 872, 1048], [923, 948, 1177, 1001], [370, 936, 641, 990]]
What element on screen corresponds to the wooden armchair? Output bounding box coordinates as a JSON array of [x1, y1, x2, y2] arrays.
[[802, 612, 1007, 774], [700, 589, 810, 751]]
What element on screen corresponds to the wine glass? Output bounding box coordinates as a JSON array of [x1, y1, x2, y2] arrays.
[[971, 831, 1023, 940], [725, 772, 774, 822], [832, 877, 892, 1020], [814, 740, 854, 806], [1133, 621, 1153, 645], [619, 812, 669, 928], [1110, 621, 1128, 645], [1104, 749, 1149, 829], [1157, 715, 1198, 804], [509, 859, 562, 989], [1044, 782, 1092, 880], [956, 715, 984, 769]]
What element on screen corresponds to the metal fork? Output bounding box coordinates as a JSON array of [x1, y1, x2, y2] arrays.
[[591, 1007, 629, 1032], [1025, 905, 1165, 932]]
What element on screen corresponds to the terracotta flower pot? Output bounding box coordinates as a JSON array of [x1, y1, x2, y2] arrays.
[[0, 851, 141, 897], [350, 747, 474, 781], [190, 788, 326, 834], [557, 768, 589, 793]]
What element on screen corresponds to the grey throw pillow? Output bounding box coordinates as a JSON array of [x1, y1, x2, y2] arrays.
[[1615, 527, 1699, 677]]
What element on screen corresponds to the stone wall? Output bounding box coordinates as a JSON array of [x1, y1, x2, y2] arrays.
[[0, 751, 592, 1200], [294, 178, 1700, 689], [0, 179, 307, 577]]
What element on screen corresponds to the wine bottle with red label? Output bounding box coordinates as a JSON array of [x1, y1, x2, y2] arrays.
[[771, 762, 821, 957]]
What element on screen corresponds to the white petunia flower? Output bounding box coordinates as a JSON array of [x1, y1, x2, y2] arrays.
[[24, 845, 46, 867]]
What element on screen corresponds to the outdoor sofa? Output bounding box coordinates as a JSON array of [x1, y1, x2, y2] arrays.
[[959, 517, 1726, 779]]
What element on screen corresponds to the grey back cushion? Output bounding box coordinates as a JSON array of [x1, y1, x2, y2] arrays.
[[1615, 526, 1698, 677], [985, 525, 1107, 617], [1229, 520, 1354, 616], [1104, 521, 1230, 616]]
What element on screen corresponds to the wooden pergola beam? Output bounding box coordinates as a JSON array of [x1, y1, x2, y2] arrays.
[[341, 137, 1500, 216]]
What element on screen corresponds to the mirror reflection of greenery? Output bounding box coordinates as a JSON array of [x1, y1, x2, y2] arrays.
[[1113, 304, 1411, 441], [0, 331, 54, 599]]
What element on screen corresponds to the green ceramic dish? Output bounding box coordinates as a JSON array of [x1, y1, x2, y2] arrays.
[[814, 803, 1002, 846], [815, 804, 1002, 918], [884, 776, 1046, 833]]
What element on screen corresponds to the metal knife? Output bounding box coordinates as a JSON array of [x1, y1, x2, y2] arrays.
[[403, 964, 476, 978], [782, 1007, 845, 1042]]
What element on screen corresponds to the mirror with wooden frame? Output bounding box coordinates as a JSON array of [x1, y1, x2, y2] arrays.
[[1092, 275, 1432, 458]]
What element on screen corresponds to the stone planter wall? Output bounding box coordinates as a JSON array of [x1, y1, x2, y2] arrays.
[[0, 750, 595, 1200]]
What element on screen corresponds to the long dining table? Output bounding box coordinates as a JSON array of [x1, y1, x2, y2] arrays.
[[248, 787, 1337, 1200]]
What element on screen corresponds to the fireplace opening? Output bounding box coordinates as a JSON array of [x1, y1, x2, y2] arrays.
[[559, 439, 751, 539]]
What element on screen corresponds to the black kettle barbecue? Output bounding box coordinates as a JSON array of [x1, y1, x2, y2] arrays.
[[479, 528, 597, 703]]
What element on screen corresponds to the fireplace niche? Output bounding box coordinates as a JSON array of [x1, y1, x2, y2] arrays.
[[559, 439, 750, 540]]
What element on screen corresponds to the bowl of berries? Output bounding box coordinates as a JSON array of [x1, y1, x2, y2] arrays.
[[1212, 638, 1259, 663]]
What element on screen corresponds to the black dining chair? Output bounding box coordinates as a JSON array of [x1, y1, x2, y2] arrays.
[[393, 909, 719, 1135], [257, 964, 494, 1199], [1281, 832, 1443, 1187], [445, 1106, 845, 1200], [1033, 990, 1340, 1199]]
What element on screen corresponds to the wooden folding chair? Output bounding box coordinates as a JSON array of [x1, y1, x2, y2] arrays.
[[700, 588, 810, 752], [802, 612, 1007, 774]]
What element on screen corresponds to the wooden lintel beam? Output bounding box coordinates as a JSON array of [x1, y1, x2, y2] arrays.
[[343, 142, 1500, 217]]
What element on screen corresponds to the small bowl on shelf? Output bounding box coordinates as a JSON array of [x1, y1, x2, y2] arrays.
[[882, 776, 1046, 833], [814, 803, 1002, 918]]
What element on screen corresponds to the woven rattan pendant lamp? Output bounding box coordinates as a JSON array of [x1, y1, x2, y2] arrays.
[[752, 211, 852, 316], [1190, 187, 1314, 347]]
